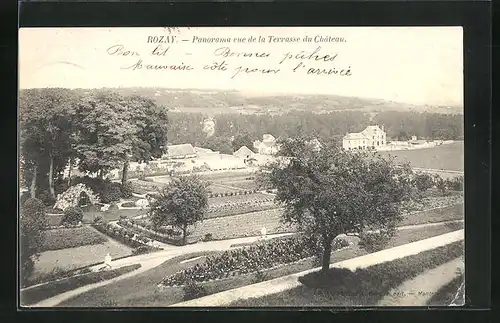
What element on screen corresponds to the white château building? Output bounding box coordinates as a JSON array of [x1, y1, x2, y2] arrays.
[[342, 125, 387, 150]]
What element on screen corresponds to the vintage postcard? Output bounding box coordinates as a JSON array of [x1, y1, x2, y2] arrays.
[[18, 27, 464, 308]]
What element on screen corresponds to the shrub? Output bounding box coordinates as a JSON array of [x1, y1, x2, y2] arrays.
[[414, 173, 435, 192], [93, 216, 103, 224], [101, 182, 123, 203], [132, 246, 151, 255], [61, 206, 84, 225], [203, 233, 213, 242], [446, 176, 464, 191], [182, 279, 208, 301], [358, 230, 394, 253], [121, 181, 134, 198], [37, 190, 56, 207], [20, 198, 47, 285]]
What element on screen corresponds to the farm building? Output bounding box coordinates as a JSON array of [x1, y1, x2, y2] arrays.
[[253, 134, 279, 155], [233, 146, 255, 159], [163, 144, 197, 159]]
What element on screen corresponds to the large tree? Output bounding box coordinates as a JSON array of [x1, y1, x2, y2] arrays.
[[258, 137, 414, 273], [148, 176, 209, 245], [19, 88, 79, 199], [20, 198, 47, 285], [74, 91, 138, 180], [121, 95, 169, 184]]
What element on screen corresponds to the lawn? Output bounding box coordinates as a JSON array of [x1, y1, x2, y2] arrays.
[[32, 233, 133, 279], [57, 222, 463, 307], [400, 203, 463, 226], [378, 142, 464, 171], [21, 264, 141, 306], [42, 226, 108, 251], [426, 273, 465, 306], [58, 251, 219, 307], [228, 241, 464, 307]]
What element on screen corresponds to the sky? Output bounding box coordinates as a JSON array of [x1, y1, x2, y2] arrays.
[[19, 27, 463, 106]]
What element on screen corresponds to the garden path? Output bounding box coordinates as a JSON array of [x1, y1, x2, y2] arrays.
[[28, 232, 294, 307], [377, 257, 464, 306], [28, 221, 463, 308], [169, 229, 464, 307]]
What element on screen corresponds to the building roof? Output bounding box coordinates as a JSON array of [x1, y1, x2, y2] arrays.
[[234, 146, 255, 157], [194, 147, 214, 153], [343, 133, 368, 140], [262, 134, 276, 142], [167, 144, 196, 157]]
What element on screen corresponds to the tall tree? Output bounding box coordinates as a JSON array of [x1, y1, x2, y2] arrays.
[[258, 137, 414, 273], [232, 132, 255, 152], [19, 88, 78, 199], [121, 95, 169, 184], [74, 91, 138, 180], [149, 176, 209, 245]]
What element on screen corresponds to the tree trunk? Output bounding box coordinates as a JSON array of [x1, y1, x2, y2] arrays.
[[182, 225, 188, 245], [321, 237, 333, 273], [30, 164, 37, 198], [98, 169, 103, 181], [48, 155, 55, 198], [67, 157, 72, 187], [121, 160, 129, 185]]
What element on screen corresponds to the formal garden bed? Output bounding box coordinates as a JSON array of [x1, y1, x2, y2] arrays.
[[92, 218, 163, 252], [117, 218, 191, 246], [228, 240, 464, 307], [41, 226, 108, 251], [21, 264, 141, 306]]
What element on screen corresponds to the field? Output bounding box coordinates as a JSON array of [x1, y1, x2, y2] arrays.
[[42, 226, 108, 251], [58, 222, 463, 307], [188, 208, 294, 241], [378, 142, 464, 171]]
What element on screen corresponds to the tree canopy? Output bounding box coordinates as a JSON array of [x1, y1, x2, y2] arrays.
[[148, 175, 210, 245], [258, 137, 415, 272]]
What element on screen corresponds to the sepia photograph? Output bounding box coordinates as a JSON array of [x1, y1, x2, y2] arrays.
[[18, 27, 464, 308]]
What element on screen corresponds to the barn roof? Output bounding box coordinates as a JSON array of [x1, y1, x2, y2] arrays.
[[167, 144, 196, 157]]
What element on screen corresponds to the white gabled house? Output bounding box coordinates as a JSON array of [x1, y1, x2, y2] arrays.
[[342, 125, 387, 150]]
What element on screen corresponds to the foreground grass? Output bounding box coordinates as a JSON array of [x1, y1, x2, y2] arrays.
[[42, 226, 107, 251], [58, 222, 463, 307], [58, 251, 219, 307], [228, 241, 464, 307], [426, 273, 465, 306], [21, 264, 141, 306]]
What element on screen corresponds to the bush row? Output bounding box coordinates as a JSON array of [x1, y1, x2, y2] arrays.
[[20, 264, 141, 306], [208, 189, 259, 198], [160, 235, 349, 286], [207, 199, 275, 213], [206, 203, 279, 219], [92, 219, 162, 251], [117, 218, 186, 246]]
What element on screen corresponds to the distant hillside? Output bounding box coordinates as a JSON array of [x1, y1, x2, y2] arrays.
[[103, 87, 463, 115]]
